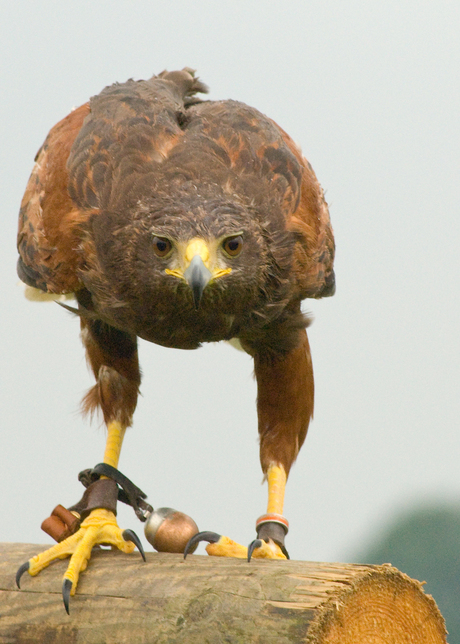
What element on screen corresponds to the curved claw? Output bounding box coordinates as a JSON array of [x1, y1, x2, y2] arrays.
[[247, 539, 263, 562], [280, 544, 290, 560], [122, 529, 146, 562], [62, 578, 72, 615], [16, 561, 30, 589], [184, 531, 221, 559]]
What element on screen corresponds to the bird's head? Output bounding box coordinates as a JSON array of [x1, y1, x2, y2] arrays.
[[138, 201, 267, 319], [83, 192, 293, 347]]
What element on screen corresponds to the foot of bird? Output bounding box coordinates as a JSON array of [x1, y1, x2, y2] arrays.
[[183, 531, 287, 561], [16, 508, 145, 613]]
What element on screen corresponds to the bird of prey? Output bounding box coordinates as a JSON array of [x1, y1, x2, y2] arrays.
[[16, 68, 335, 611]]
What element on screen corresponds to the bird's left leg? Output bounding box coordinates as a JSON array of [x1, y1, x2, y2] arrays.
[[185, 329, 314, 560], [17, 317, 143, 610]]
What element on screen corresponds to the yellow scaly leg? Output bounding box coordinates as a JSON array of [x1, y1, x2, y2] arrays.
[[60, 421, 134, 597], [102, 420, 126, 469], [250, 464, 288, 559], [266, 464, 286, 514], [200, 464, 288, 560], [20, 421, 138, 611]]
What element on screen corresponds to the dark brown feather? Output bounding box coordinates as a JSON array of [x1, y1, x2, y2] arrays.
[[254, 330, 314, 475], [17, 103, 91, 293], [17, 69, 335, 472], [80, 317, 140, 426]]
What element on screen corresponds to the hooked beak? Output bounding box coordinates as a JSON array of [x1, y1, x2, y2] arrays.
[[184, 255, 212, 309], [164, 237, 232, 309]]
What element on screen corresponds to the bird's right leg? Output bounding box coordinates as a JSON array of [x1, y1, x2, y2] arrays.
[[185, 329, 314, 562], [17, 315, 143, 612]]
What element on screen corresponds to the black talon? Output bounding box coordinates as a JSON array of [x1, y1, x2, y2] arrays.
[[184, 531, 221, 559], [16, 561, 30, 589], [280, 544, 290, 560], [247, 539, 263, 562], [122, 529, 146, 561], [62, 578, 72, 615]]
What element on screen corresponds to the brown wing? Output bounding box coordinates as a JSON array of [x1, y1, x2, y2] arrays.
[[275, 124, 335, 300], [17, 69, 208, 294], [17, 103, 91, 293]]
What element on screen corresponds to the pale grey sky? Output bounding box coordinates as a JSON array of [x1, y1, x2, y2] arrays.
[[1, 0, 459, 564]]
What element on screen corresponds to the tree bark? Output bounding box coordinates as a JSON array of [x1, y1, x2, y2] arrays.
[[0, 542, 447, 644]]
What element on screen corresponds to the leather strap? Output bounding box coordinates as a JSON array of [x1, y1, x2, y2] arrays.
[[78, 463, 153, 521]]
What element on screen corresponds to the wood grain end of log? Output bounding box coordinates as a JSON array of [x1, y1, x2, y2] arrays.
[[306, 564, 447, 644]]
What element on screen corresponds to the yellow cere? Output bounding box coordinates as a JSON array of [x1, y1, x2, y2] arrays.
[[185, 238, 210, 264], [165, 237, 232, 281]]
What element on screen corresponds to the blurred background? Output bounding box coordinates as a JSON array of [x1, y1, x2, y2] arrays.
[[1, 1, 459, 638]]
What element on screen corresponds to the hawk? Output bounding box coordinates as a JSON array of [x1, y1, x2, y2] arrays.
[[16, 69, 335, 611]]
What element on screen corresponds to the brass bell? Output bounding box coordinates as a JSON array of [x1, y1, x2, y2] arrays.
[[144, 507, 199, 553]]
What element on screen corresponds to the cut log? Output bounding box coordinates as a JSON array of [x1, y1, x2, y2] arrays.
[[0, 542, 446, 644]]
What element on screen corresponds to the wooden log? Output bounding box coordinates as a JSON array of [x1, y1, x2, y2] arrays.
[[0, 542, 446, 644]]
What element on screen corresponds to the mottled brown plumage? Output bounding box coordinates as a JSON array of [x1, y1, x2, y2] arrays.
[[17, 69, 334, 586]]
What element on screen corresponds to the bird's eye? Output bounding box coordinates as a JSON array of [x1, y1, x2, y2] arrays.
[[222, 235, 243, 257], [152, 236, 172, 257]]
